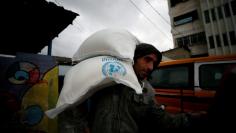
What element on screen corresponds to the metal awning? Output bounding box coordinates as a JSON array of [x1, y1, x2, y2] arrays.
[[1, 0, 78, 55]]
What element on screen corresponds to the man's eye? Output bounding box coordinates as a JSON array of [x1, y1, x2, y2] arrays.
[[145, 57, 152, 62]]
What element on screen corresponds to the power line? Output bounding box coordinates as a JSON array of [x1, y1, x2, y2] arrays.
[[128, 0, 172, 42], [144, 0, 193, 50], [144, 0, 171, 25], [74, 19, 83, 31], [144, 0, 182, 35], [54, 0, 63, 7], [54, 0, 82, 32]]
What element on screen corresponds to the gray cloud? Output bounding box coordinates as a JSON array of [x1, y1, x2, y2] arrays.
[[42, 0, 173, 57]]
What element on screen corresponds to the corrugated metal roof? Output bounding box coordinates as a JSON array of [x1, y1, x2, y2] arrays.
[[1, 0, 78, 55]]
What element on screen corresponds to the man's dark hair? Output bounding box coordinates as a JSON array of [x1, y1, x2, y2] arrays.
[[134, 43, 162, 69]]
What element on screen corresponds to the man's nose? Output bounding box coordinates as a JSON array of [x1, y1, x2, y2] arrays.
[[147, 62, 154, 71]]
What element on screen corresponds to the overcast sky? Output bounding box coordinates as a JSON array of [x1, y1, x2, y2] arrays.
[[41, 0, 173, 58]]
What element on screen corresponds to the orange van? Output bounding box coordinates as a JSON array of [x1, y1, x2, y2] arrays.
[[149, 55, 236, 113]]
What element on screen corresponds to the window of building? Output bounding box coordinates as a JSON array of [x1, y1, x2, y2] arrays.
[[183, 36, 189, 46], [231, 0, 236, 15], [209, 36, 215, 49], [177, 38, 184, 47], [224, 3, 231, 17], [170, 0, 189, 7], [217, 6, 223, 19], [190, 34, 198, 45], [223, 33, 229, 46], [229, 31, 236, 45], [204, 10, 210, 23], [176, 32, 206, 47], [199, 32, 207, 43], [216, 35, 221, 47], [211, 8, 216, 21], [174, 10, 198, 26]]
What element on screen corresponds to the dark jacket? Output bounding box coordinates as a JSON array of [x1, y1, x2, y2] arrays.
[[59, 81, 191, 133], [88, 81, 190, 133]]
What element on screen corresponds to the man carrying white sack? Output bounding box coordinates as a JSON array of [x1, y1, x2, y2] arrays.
[[58, 43, 207, 133]]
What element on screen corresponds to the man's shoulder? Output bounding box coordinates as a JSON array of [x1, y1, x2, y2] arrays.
[[143, 80, 155, 93]]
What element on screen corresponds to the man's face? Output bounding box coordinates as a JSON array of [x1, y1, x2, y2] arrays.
[[133, 53, 157, 80]]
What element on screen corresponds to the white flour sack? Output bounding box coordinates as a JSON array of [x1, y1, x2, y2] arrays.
[[45, 56, 142, 119], [72, 28, 139, 62]]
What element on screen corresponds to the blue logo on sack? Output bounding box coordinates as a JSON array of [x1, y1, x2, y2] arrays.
[[102, 61, 127, 77]]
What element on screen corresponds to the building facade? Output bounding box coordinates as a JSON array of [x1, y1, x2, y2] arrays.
[[167, 0, 236, 57], [162, 47, 190, 59]]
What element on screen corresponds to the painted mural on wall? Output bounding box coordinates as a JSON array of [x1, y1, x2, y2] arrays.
[[0, 53, 58, 133]]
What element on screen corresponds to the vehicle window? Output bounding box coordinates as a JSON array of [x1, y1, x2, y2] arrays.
[[149, 66, 190, 88], [199, 63, 236, 89]]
